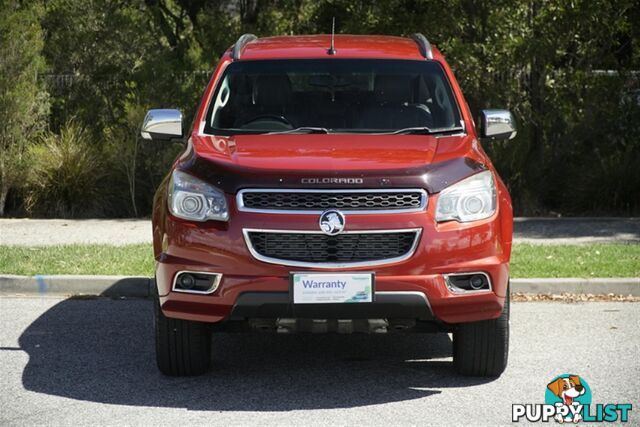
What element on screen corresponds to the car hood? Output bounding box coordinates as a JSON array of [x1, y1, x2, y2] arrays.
[[184, 133, 485, 193], [197, 134, 437, 170]]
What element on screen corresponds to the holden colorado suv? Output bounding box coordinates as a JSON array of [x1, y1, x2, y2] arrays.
[[141, 34, 516, 377]]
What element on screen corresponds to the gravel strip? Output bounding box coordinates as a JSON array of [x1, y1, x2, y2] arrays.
[[512, 292, 640, 302], [0, 219, 151, 246]]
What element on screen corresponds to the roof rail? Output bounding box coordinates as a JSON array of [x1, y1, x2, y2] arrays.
[[410, 33, 433, 60], [232, 34, 257, 60]]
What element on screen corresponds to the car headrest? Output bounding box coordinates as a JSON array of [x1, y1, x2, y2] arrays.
[[374, 75, 412, 104], [253, 75, 292, 106]]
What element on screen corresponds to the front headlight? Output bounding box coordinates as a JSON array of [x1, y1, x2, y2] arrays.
[[435, 170, 496, 222], [168, 170, 229, 222]]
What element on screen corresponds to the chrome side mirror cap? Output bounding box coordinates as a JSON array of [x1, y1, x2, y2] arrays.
[[141, 109, 183, 140], [480, 109, 517, 140]]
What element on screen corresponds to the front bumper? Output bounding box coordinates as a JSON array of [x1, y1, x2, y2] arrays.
[[158, 269, 507, 325], [154, 192, 512, 325]]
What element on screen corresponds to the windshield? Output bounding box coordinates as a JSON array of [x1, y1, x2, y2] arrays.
[[204, 59, 462, 135]]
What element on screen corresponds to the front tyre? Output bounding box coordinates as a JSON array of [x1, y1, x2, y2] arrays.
[[453, 285, 510, 377], [154, 298, 212, 376]]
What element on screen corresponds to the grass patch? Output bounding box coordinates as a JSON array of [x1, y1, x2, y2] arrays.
[[0, 243, 638, 278], [0, 244, 154, 276], [511, 244, 640, 278]]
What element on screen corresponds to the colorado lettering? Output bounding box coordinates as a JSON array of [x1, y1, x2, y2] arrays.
[[300, 178, 363, 184]]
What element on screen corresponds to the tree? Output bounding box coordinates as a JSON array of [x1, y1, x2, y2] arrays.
[[0, 1, 49, 216], [4, 0, 637, 217]]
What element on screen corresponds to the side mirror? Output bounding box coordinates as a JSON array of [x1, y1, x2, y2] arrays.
[[141, 109, 183, 140], [479, 109, 517, 140]]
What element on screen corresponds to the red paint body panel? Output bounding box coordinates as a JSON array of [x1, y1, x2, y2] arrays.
[[195, 134, 439, 170], [153, 35, 514, 327]]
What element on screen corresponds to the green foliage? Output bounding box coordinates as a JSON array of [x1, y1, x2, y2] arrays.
[[25, 121, 105, 218], [1, 0, 638, 217], [41, 0, 156, 133], [102, 99, 147, 217], [103, 99, 183, 217], [0, 0, 49, 215]]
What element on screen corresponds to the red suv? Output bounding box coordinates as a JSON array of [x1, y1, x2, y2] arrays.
[[141, 34, 516, 377]]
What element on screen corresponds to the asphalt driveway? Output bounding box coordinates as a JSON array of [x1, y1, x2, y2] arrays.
[[0, 297, 638, 426]]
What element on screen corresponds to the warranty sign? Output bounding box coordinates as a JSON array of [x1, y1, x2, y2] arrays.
[[291, 273, 374, 304]]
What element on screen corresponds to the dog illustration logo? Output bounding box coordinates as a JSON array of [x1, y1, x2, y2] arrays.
[[547, 375, 587, 423], [513, 373, 632, 423], [319, 210, 345, 236]]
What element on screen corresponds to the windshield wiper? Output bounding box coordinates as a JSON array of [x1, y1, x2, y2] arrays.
[[390, 126, 465, 135], [268, 127, 329, 134]]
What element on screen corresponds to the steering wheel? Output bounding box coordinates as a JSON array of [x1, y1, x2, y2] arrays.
[[242, 114, 292, 130]]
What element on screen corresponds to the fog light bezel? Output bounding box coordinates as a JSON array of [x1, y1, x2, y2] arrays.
[[444, 272, 492, 294], [172, 271, 222, 295]]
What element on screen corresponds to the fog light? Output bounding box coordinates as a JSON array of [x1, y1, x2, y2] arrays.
[[173, 271, 222, 294], [179, 273, 196, 289], [469, 274, 485, 290], [444, 272, 491, 293]]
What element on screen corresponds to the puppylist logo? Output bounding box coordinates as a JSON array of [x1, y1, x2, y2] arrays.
[[512, 374, 632, 423]]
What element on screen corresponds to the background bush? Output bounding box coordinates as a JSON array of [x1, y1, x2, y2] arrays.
[[24, 121, 105, 218], [0, 1, 49, 216], [1, 0, 639, 218]]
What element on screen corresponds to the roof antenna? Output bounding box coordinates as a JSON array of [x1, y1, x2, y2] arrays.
[[327, 17, 336, 55]]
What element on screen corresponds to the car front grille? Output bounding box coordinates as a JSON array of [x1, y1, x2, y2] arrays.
[[244, 229, 421, 267], [238, 189, 426, 213]]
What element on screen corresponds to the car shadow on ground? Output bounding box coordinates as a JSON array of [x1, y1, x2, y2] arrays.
[[19, 298, 496, 411]]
